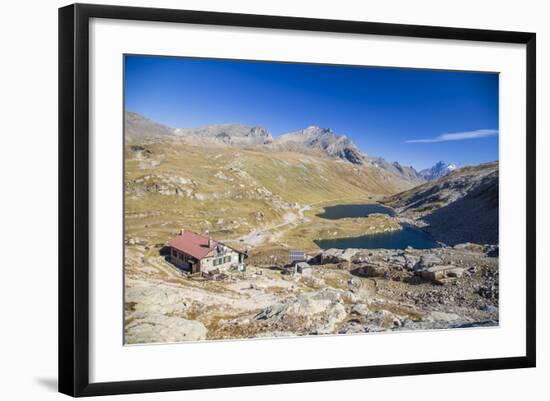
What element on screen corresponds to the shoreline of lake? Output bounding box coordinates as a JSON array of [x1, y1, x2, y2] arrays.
[[315, 202, 439, 250]]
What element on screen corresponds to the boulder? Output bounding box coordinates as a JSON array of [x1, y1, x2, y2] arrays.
[[342, 291, 358, 304], [301, 276, 326, 288], [404, 255, 420, 270], [255, 297, 334, 322], [287, 298, 332, 316], [480, 304, 499, 314], [427, 311, 463, 324], [339, 321, 366, 334], [316, 303, 347, 334], [387, 255, 407, 267], [351, 303, 370, 316], [362, 310, 401, 332], [353, 264, 389, 278], [432, 277, 457, 286], [125, 315, 207, 344], [255, 295, 348, 335], [348, 277, 362, 288], [454, 320, 498, 328], [416, 254, 443, 270], [310, 248, 359, 264], [453, 242, 485, 253], [420, 265, 465, 281], [310, 288, 342, 302], [255, 303, 287, 321], [486, 245, 499, 258], [125, 286, 188, 315]]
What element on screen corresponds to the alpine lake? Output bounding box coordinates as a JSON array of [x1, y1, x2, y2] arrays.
[[314, 203, 439, 250]]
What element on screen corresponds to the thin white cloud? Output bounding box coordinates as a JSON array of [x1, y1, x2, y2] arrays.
[[406, 129, 499, 143]]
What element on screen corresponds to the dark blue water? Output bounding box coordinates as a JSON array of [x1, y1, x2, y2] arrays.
[[316, 203, 395, 219], [314, 225, 439, 250]]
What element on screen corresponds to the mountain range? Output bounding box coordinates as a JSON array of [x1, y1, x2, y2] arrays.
[[125, 111, 455, 186]]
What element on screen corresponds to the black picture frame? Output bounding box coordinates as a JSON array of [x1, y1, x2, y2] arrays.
[[59, 3, 536, 397]]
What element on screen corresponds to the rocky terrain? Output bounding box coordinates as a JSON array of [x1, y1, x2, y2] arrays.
[[384, 162, 498, 245], [271, 125, 366, 164], [368, 157, 425, 186], [125, 243, 498, 344], [174, 124, 273, 145]]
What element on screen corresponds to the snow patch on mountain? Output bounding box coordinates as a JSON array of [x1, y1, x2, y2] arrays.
[[419, 161, 458, 181]]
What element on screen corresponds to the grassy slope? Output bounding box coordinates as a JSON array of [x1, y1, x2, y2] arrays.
[[125, 137, 412, 249]]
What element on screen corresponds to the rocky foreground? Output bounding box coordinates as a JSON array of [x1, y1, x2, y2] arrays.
[[124, 243, 498, 344]]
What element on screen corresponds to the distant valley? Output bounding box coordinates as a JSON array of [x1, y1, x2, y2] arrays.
[[124, 111, 498, 249]]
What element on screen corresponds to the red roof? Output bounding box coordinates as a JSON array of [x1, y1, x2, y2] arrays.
[[167, 231, 218, 260]]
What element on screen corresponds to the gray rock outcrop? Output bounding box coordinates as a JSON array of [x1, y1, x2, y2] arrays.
[[273, 126, 365, 164], [125, 315, 207, 344], [175, 123, 273, 145]]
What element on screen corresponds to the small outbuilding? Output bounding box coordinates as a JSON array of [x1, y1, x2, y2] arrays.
[[293, 262, 313, 277]]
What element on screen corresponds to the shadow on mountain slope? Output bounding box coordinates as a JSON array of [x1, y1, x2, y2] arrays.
[[421, 171, 498, 246]]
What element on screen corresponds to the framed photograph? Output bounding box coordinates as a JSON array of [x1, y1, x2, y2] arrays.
[[59, 3, 536, 397]]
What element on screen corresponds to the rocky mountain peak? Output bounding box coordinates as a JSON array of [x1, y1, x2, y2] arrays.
[[125, 111, 174, 140], [419, 161, 458, 181], [274, 126, 365, 164], [367, 157, 425, 185]]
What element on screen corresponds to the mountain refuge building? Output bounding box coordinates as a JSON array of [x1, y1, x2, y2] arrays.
[[167, 230, 246, 274]]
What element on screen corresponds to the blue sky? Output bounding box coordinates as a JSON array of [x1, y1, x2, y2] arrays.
[[125, 55, 499, 170]]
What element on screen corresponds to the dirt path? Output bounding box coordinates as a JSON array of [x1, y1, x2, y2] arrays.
[[224, 198, 360, 248], [235, 205, 309, 246]]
